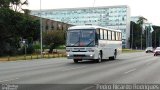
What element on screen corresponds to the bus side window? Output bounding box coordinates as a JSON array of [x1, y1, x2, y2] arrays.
[[118, 33, 120, 40], [100, 29, 104, 40], [120, 33, 122, 40], [95, 29, 100, 45], [108, 31, 111, 40], [112, 31, 115, 40], [104, 30, 107, 40]]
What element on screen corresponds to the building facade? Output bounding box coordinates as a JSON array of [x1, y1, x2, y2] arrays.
[[31, 5, 130, 48], [32, 16, 73, 31]]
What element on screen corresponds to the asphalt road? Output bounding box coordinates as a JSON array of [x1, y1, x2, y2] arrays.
[[0, 52, 160, 90]]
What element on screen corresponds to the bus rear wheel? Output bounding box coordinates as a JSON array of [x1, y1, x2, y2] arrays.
[[109, 50, 117, 60]]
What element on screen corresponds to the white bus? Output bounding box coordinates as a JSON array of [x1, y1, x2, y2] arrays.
[[66, 25, 122, 63]]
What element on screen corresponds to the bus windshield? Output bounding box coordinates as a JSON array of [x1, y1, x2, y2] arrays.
[[66, 29, 95, 47]]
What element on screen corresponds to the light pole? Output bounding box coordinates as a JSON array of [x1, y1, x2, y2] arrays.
[[22, 40, 27, 60], [146, 26, 148, 48], [159, 37, 160, 46], [93, 0, 96, 7], [131, 23, 133, 49], [141, 26, 143, 50], [118, 16, 120, 30], [40, 0, 43, 58], [155, 30, 156, 47]]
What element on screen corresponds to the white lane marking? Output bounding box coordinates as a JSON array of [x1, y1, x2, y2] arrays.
[[0, 78, 19, 83], [61, 66, 87, 71], [124, 68, 136, 74], [82, 86, 95, 90]]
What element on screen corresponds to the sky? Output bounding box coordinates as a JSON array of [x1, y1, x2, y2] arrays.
[[26, 0, 160, 26]]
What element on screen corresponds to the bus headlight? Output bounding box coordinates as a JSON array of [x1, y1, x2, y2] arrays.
[[66, 49, 71, 52], [90, 54, 93, 57], [86, 48, 94, 52]]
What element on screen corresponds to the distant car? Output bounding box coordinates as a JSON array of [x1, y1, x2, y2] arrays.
[[145, 47, 153, 53], [154, 47, 160, 56]]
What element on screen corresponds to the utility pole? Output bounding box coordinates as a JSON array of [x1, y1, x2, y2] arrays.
[[141, 26, 143, 50], [146, 27, 147, 48], [93, 0, 96, 7], [40, 0, 43, 58], [22, 40, 27, 60], [150, 29, 152, 47], [131, 22, 133, 49], [159, 37, 160, 46], [147, 26, 149, 47], [155, 30, 156, 48]]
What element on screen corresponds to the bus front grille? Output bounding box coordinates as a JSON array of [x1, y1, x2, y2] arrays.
[[73, 55, 86, 57], [72, 51, 87, 52]]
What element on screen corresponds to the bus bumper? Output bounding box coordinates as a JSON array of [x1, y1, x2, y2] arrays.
[[67, 53, 95, 60]]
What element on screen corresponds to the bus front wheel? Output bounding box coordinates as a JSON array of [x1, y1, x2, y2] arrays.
[[96, 53, 102, 63]]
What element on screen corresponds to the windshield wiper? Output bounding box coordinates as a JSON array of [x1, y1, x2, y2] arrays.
[[86, 40, 94, 46], [72, 40, 80, 46]]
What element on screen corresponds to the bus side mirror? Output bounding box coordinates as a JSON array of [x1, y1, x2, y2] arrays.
[[95, 34, 99, 45]]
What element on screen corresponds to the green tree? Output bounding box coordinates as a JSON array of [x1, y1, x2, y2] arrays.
[[130, 21, 141, 49], [0, 8, 40, 56], [137, 16, 147, 49], [0, 0, 40, 56], [0, 0, 28, 12], [152, 26, 160, 48], [131, 17, 160, 49], [43, 30, 66, 52], [137, 17, 147, 26]]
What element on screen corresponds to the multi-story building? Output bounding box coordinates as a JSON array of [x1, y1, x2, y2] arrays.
[[31, 5, 130, 48]]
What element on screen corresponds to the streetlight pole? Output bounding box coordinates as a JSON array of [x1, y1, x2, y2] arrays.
[[155, 30, 156, 48], [150, 29, 152, 47], [146, 27, 147, 48], [93, 0, 96, 7], [131, 23, 133, 49], [22, 40, 27, 60], [40, 0, 43, 58], [118, 17, 119, 30], [159, 37, 160, 46], [141, 26, 143, 50]]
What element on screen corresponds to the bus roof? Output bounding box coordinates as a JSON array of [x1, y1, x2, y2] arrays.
[[68, 25, 121, 32]]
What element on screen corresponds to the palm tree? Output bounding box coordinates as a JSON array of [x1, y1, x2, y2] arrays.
[[137, 16, 147, 50], [0, 0, 28, 12], [137, 17, 147, 25], [10, 0, 28, 12]]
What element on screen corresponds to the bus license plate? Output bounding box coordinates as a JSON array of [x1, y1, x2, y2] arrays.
[[75, 57, 81, 59]]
